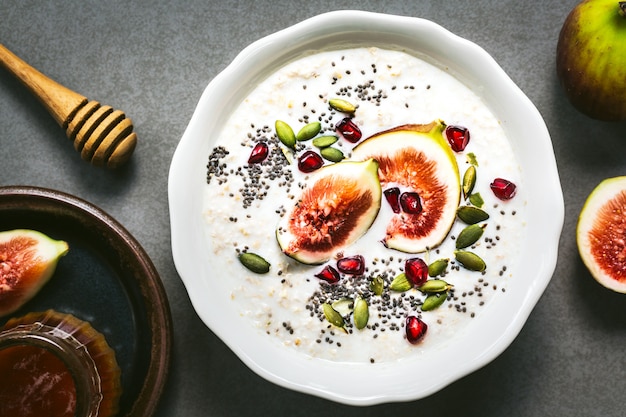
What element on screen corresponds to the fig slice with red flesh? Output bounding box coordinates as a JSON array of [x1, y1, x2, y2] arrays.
[[276, 159, 381, 265], [577, 176, 626, 293], [0, 229, 69, 317], [351, 120, 460, 253]]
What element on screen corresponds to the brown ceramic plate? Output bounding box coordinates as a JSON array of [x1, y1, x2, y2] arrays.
[[0, 185, 172, 416]]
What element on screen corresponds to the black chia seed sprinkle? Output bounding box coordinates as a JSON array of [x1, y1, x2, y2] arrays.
[[206, 146, 230, 184]]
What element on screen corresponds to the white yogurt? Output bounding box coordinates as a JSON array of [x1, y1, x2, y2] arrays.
[[203, 47, 526, 363]]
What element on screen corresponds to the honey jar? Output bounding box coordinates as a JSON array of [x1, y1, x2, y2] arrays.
[[0, 310, 121, 417]]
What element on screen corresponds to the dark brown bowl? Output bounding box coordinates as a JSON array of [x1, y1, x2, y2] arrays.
[[0, 185, 172, 417]]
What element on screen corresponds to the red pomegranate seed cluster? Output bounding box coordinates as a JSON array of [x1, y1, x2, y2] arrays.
[[316, 255, 366, 284], [315, 265, 340, 283], [383, 187, 401, 213], [405, 316, 428, 344], [445, 125, 470, 152], [404, 258, 428, 286], [298, 151, 324, 173], [490, 178, 517, 200], [337, 255, 365, 275], [336, 117, 362, 143], [247, 142, 269, 164], [399, 192, 422, 214], [384, 187, 423, 215]]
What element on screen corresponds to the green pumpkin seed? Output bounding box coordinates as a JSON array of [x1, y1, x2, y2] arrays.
[[418, 279, 452, 293], [428, 258, 449, 277], [369, 275, 384, 296], [462, 165, 476, 199], [296, 121, 321, 141], [353, 297, 369, 330], [455, 224, 486, 249], [238, 252, 270, 274], [390, 273, 412, 292], [280, 146, 293, 164], [320, 147, 345, 162], [454, 250, 486, 272], [469, 192, 484, 208], [312, 135, 339, 148], [466, 152, 479, 166], [322, 303, 345, 329], [457, 205, 490, 224], [329, 98, 356, 114], [332, 297, 353, 316], [421, 292, 448, 311], [275, 120, 296, 149]]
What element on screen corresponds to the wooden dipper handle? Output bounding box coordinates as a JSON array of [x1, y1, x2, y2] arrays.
[[0, 44, 136, 168]]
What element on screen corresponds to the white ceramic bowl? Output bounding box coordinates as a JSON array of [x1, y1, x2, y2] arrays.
[[169, 11, 563, 405]]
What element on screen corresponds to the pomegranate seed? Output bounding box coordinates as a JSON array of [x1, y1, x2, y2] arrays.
[[335, 118, 362, 143], [400, 192, 422, 214], [248, 142, 269, 164], [405, 315, 428, 344], [337, 255, 365, 275], [315, 265, 340, 283], [490, 178, 517, 200], [298, 151, 324, 173], [445, 125, 470, 152], [404, 258, 428, 286], [384, 187, 401, 213]]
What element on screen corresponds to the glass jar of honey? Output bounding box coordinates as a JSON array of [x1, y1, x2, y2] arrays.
[[0, 310, 121, 417]]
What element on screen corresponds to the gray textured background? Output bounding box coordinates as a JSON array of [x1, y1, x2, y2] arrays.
[[1, 1, 625, 416]]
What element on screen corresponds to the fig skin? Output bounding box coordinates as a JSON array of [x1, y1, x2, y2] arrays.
[[0, 229, 69, 317], [556, 0, 626, 121]]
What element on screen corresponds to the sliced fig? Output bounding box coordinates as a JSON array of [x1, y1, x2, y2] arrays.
[[276, 159, 381, 264], [351, 120, 461, 253], [577, 176, 626, 293], [0, 229, 69, 317]]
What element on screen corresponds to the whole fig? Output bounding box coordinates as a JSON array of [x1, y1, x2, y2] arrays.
[[556, 0, 626, 121]]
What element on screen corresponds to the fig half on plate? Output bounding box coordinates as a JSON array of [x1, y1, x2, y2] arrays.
[[276, 159, 381, 265], [351, 120, 461, 253]]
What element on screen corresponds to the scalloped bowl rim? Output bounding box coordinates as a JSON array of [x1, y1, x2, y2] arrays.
[[168, 10, 563, 405]]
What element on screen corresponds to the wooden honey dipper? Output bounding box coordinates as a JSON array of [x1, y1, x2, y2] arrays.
[[0, 44, 137, 168]]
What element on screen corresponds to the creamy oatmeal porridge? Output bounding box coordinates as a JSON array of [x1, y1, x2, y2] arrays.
[[202, 47, 525, 363]]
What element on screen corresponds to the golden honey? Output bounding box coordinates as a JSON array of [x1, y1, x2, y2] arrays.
[[0, 310, 121, 417]]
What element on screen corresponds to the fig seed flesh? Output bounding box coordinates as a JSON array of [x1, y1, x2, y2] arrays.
[[0, 230, 69, 317]]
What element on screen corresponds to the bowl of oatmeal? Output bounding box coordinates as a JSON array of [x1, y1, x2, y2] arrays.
[[169, 11, 563, 405]]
